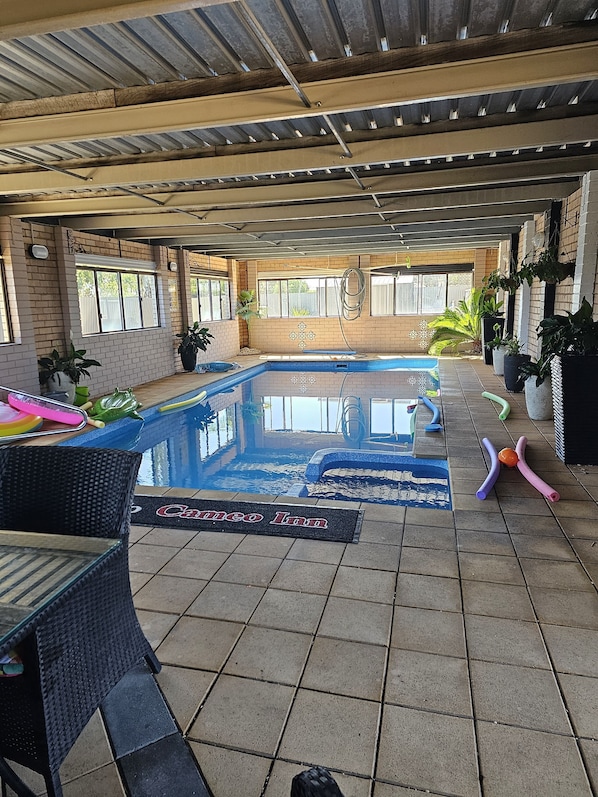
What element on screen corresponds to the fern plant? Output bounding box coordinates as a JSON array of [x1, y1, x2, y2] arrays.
[[427, 288, 484, 355]]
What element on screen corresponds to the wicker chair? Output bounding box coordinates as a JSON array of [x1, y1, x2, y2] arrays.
[[0, 446, 160, 797]]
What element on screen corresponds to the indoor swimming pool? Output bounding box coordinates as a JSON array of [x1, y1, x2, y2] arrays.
[[63, 358, 451, 508]]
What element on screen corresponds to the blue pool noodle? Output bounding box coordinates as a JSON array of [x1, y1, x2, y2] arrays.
[[418, 395, 443, 432]]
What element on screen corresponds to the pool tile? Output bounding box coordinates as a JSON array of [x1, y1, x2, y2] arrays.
[[301, 637, 386, 700], [465, 615, 550, 669], [249, 588, 326, 633], [189, 675, 294, 755], [377, 705, 478, 796], [278, 690, 379, 776], [187, 581, 266, 622], [330, 565, 396, 603], [386, 649, 472, 715], [395, 573, 462, 612], [224, 626, 311, 685], [476, 721, 592, 796], [390, 605, 466, 657], [318, 596, 393, 645]]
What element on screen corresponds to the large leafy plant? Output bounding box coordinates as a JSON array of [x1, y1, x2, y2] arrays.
[[176, 322, 213, 354], [38, 343, 101, 385], [518, 246, 575, 286], [427, 288, 484, 355], [537, 298, 598, 357]]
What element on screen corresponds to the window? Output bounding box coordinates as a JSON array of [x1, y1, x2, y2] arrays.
[[264, 395, 340, 432], [77, 259, 159, 335], [0, 260, 11, 344], [371, 270, 472, 316], [258, 277, 341, 318], [191, 276, 231, 322], [198, 407, 235, 458]]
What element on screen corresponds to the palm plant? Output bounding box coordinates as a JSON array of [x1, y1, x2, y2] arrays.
[[427, 288, 484, 355]]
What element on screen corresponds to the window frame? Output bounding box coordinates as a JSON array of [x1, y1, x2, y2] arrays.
[[257, 276, 341, 318], [370, 268, 473, 316], [190, 275, 232, 323]]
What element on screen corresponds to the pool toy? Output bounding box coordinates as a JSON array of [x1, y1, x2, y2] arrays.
[[195, 361, 239, 373], [498, 447, 519, 468], [0, 402, 43, 436], [418, 394, 443, 432], [158, 390, 207, 413], [8, 391, 86, 426], [482, 391, 511, 420], [89, 388, 143, 422], [515, 436, 560, 502], [0, 386, 89, 442], [476, 438, 500, 500]]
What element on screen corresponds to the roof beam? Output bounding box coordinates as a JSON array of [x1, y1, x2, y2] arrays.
[[2, 116, 598, 195], [1, 42, 596, 149], [0, 0, 229, 41]]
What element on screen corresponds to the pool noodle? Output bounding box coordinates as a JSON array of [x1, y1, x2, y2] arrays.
[[476, 437, 500, 500], [418, 394, 443, 432], [515, 437, 560, 503], [158, 390, 207, 413], [482, 391, 511, 420], [8, 391, 86, 426]]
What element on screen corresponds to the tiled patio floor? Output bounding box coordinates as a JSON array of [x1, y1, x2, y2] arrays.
[[11, 356, 598, 796]]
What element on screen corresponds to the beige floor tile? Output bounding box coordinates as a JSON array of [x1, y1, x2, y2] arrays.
[[264, 760, 370, 797], [189, 675, 294, 755], [504, 513, 565, 536], [362, 504, 406, 523], [551, 500, 598, 519], [402, 524, 456, 550], [340, 541, 401, 571], [224, 626, 311, 684], [156, 616, 243, 670], [249, 588, 327, 633], [373, 784, 441, 796], [136, 608, 178, 649], [465, 615, 550, 669], [541, 625, 598, 677], [404, 507, 453, 528], [570, 538, 598, 564], [559, 673, 598, 738], [458, 551, 525, 585], [159, 547, 230, 580], [62, 764, 126, 797], [185, 530, 245, 552], [129, 571, 153, 593], [318, 596, 392, 645], [461, 581, 535, 621], [470, 660, 570, 733], [399, 547, 459, 578], [128, 542, 178, 573], [186, 580, 265, 622], [391, 605, 466, 658], [155, 665, 215, 732], [330, 565, 396, 603], [386, 649, 472, 715], [134, 574, 207, 614], [477, 721, 592, 796], [511, 535, 577, 560], [457, 530, 515, 556], [189, 744, 271, 797], [377, 705, 478, 796], [395, 573, 462, 612], [278, 690, 379, 776], [529, 587, 598, 629], [286, 538, 346, 564], [580, 739, 598, 794], [301, 637, 386, 700], [558, 517, 598, 540], [212, 552, 283, 586], [60, 711, 113, 780], [519, 559, 594, 591], [358, 519, 403, 546], [234, 535, 295, 557], [453, 509, 507, 532], [136, 527, 198, 547], [270, 558, 338, 594]]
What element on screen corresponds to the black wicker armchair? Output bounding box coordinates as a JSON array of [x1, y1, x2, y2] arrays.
[[0, 446, 160, 797]]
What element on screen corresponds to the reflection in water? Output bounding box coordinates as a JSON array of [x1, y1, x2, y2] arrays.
[[69, 367, 447, 506]]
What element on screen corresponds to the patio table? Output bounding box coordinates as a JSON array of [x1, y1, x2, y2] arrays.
[[0, 529, 157, 797]]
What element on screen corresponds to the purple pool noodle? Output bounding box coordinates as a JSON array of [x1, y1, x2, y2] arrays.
[[476, 437, 500, 500]]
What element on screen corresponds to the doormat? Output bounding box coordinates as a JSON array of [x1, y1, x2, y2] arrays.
[[131, 495, 363, 543]]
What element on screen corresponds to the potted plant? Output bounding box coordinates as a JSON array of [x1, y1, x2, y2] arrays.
[[38, 343, 102, 403], [176, 322, 213, 372], [427, 288, 484, 355], [503, 336, 531, 393], [486, 325, 510, 376], [537, 297, 598, 464], [518, 246, 576, 285], [235, 290, 260, 323], [519, 355, 553, 421], [481, 292, 505, 365]]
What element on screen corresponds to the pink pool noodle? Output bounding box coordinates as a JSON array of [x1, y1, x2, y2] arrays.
[[515, 436, 560, 503], [476, 437, 500, 500]]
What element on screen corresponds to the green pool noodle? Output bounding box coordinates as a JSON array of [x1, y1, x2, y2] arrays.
[[482, 391, 511, 420]]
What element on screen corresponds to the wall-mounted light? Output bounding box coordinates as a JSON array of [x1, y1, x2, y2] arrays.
[[29, 244, 49, 260], [168, 261, 178, 272]]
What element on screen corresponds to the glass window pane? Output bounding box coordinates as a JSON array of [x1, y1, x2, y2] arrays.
[[421, 274, 447, 314], [211, 280, 222, 321], [289, 278, 315, 316], [190, 279, 200, 323], [122, 272, 142, 329], [447, 272, 473, 308], [77, 269, 100, 335], [0, 265, 11, 343], [395, 275, 418, 314], [139, 273, 159, 326], [219, 280, 231, 320], [371, 275, 394, 316], [198, 279, 212, 322], [97, 271, 123, 332]]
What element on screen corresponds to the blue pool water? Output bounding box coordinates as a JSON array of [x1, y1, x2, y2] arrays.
[[63, 358, 450, 508]]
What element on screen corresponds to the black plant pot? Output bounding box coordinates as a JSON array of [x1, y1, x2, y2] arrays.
[[503, 353, 531, 393], [551, 354, 598, 464], [180, 347, 197, 372], [482, 316, 504, 365]]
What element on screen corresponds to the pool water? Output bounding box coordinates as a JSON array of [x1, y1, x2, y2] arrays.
[[63, 359, 450, 508]]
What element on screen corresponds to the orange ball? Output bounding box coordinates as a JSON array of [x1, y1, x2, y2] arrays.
[[498, 448, 519, 467]]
